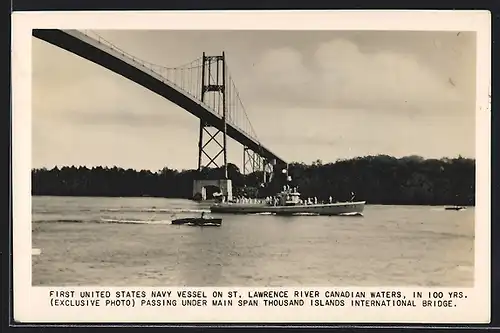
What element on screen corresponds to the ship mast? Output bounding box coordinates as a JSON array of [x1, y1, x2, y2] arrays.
[[283, 163, 292, 191]]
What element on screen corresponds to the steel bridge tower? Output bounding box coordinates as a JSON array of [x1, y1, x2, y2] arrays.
[[243, 148, 275, 184], [193, 52, 232, 201], [193, 52, 278, 201], [197, 52, 228, 176]]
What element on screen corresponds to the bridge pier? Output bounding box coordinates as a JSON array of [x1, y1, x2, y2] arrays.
[[193, 179, 232, 202]]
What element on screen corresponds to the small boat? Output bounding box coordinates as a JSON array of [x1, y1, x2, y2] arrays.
[[187, 219, 222, 227], [172, 214, 222, 227], [444, 206, 467, 211]]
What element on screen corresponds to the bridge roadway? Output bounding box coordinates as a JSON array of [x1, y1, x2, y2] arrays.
[[33, 29, 286, 167]]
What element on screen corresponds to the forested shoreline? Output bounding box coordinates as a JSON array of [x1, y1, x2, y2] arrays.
[[31, 155, 475, 206]]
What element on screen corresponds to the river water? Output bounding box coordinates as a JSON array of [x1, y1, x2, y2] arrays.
[[31, 196, 474, 287]]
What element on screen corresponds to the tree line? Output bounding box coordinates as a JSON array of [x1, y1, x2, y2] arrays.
[[31, 154, 475, 206]]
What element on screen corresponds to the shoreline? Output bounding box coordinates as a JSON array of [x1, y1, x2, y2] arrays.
[[30, 194, 476, 208]]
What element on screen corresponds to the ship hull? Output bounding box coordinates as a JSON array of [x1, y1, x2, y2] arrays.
[[210, 201, 365, 216]]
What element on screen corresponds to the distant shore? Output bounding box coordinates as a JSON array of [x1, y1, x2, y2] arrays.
[[32, 155, 475, 206]]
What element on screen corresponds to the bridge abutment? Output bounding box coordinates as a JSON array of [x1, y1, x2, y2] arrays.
[[193, 179, 233, 201]]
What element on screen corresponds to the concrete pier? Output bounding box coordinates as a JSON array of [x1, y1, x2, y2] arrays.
[[193, 179, 232, 201]]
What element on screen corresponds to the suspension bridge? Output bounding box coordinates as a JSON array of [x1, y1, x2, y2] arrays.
[[32, 29, 286, 201]]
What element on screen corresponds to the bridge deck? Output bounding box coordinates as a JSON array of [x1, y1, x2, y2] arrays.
[[32, 29, 286, 166]]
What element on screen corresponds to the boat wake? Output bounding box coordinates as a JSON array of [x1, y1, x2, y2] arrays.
[[339, 212, 364, 217], [33, 219, 92, 224], [100, 208, 209, 214], [244, 212, 364, 217], [33, 217, 174, 225], [285, 212, 363, 217], [99, 218, 173, 225]]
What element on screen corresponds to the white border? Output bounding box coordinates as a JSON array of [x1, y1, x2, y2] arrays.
[[12, 10, 491, 323]]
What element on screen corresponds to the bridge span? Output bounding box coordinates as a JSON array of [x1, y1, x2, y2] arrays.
[[33, 29, 287, 200]]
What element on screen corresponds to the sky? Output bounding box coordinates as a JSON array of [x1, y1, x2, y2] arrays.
[[32, 30, 477, 172]]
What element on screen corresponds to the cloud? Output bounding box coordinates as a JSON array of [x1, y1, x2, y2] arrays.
[[31, 31, 476, 170], [250, 38, 462, 112], [70, 109, 183, 128], [253, 47, 312, 86], [251, 48, 314, 106], [32, 38, 195, 129]]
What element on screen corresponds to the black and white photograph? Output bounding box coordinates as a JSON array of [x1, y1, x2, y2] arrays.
[[30, 26, 479, 287], [12, 10, 491, 323]]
